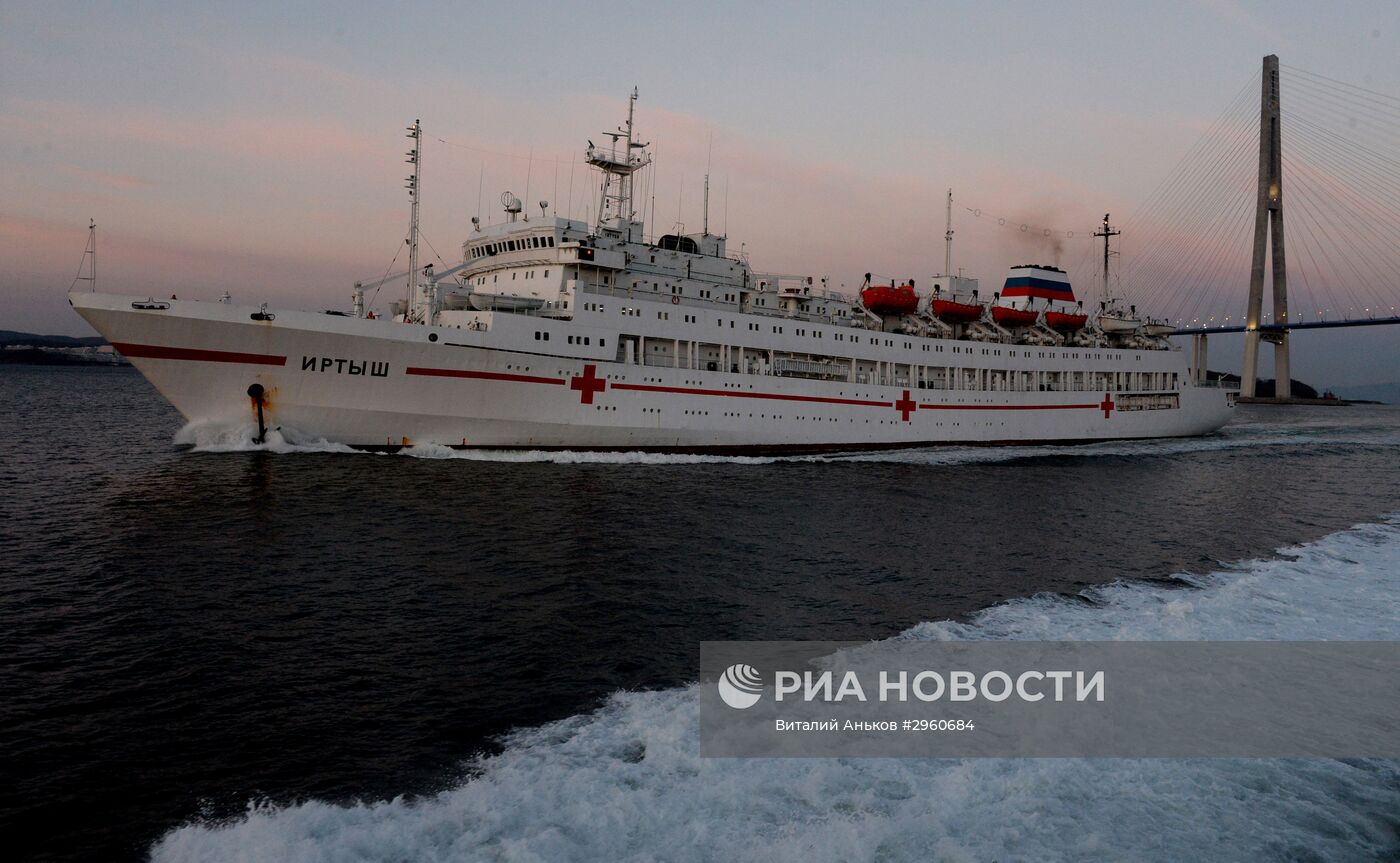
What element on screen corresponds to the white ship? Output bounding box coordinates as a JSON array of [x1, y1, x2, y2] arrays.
[[70, 92, 1234, 453]]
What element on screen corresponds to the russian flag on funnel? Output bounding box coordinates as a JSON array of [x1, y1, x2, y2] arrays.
[[1002, 265, 1075, 302]]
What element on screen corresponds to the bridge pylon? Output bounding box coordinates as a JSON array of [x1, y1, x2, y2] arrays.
[[1242, 54, 1290, 398]]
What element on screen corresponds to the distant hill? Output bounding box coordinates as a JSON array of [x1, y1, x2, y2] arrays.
[[0, 331, 125, 366], [1205, 371, 1320, 399], [1331, 383, 1399, 404], [0, 330, 107, 349]]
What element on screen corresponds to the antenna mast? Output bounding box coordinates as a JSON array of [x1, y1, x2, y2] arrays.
[[405, 119, 422, 321], [703, 131, 713, 236], [1093, 213, 1120, 302], [943, 189, 953, 277], [703, 174, 710, 236]]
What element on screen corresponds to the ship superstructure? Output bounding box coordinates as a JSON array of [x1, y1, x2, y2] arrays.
[[69, 92, 1233, 452]]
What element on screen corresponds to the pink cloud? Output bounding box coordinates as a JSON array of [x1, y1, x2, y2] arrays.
[[58, 164, 155, 190]]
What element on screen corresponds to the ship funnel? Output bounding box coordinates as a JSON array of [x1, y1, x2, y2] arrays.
[[1002, 264, 1074, 304]]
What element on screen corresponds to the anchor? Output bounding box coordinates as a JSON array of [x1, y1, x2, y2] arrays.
[[247, 383, 267, 444]]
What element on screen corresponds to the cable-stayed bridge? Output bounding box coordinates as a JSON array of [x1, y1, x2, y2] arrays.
[[1111, 55, 1400, 399]]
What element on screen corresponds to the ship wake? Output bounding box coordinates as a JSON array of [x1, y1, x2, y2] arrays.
[[152, 516, 1400, 862]]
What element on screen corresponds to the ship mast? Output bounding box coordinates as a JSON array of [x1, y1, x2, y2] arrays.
[[405, 119, 422, 321], [587, 88, 651, 239], [943, 189, 953, 277], [1092, 213, 1120, 303], [76, 219, 97, 291]]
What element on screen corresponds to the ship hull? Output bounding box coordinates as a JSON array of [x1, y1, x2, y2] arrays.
[[71, 292, 1234, 452]]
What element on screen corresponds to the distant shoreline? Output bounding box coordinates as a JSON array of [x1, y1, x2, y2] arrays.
[[1, 330, 129, 366], [0, 349, 130, 366]]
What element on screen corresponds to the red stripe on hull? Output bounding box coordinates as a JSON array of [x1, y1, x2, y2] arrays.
[[612, 382, 891, 408], [111, 342, 287, 366], [405, 367, 565, 386], [917, 402, 1098, 411]]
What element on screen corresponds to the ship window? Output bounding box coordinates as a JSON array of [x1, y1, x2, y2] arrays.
[[548, 237, 554, 247], [544, 270, 550, 277], [600, 339, 605, 347]]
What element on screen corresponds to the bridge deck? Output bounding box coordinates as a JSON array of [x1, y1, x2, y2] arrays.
[[1171, 316, 1400, 336]]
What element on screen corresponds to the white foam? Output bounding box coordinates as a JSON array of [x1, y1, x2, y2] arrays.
[[902, 516, 1400, 642], [177, 422, 359, 455], [153, 517, 1400, 862]]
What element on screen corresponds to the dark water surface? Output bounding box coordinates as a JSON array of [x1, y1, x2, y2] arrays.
[[3, 365, 1400, 861]]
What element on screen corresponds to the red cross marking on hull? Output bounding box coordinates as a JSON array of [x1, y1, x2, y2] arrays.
[[1099, 392, 1115, 419], [895, 390, 917, 421], [571, 364, 607, 404]]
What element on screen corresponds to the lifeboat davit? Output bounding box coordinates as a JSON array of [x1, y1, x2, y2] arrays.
[[1045, 311, 1088, 331], [861, 283, 919, 315], [929, 298, 983, 322], [991, 305, 1039, 327]]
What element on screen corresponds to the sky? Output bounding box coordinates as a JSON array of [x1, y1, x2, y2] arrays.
[[2, 1, 1397, 387]]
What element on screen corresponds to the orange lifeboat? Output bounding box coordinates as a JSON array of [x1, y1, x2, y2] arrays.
[[991, 305, 1038, 327], [1044, 311, 1088, 331], [929, 298, 983, 322], [861, 283, 919, 316]]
